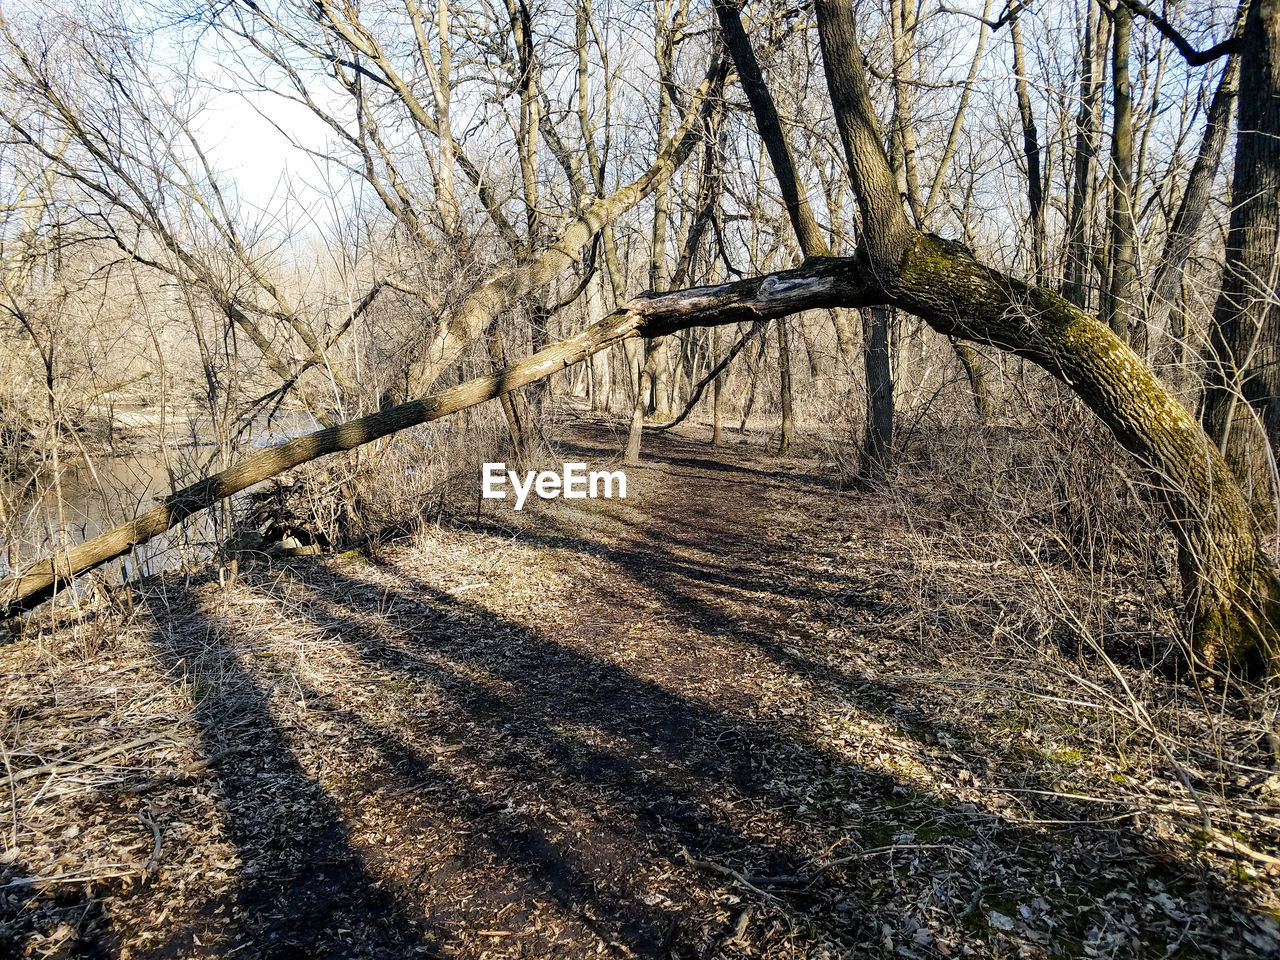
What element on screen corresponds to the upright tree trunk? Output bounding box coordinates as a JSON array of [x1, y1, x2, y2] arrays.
[[777, 319, 794, 454], [859, 306, 894, 481], [486, 328, 533, 470], [1064, 2, 1109, 308], [712, 324, 724, 446], [1103, 4, 1138, 345], [624, 1, 691, 459], [626, 340, 664, 465], [829, 308, 861, 372], [888, 0, 923, 226], [711, 0, 829, 257], [589, 350, 611, 412], [738, 333, 765, 435], [651, 338, 678, 418], [814, 0, 1280, 671], [527, 301, 552, 411], [953, 339, 995, 422], [1202, 0, 1280, 529], [1010, 11, 1046, 280], [1148, 54, 1239, 363], [587, 283, 612, 412]]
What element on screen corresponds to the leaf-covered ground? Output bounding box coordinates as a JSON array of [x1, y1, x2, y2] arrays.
[[2, 423, 1278, 958]]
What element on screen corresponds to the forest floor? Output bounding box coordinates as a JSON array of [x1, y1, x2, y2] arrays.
[[2, 420, 1279, 959]]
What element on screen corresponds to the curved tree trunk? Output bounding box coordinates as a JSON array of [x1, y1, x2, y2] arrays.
[[891, 232, 1279, 671], [813, 0, 1279, 673], [7, 0, 1280, 678], [0, 264, 872, 617], [5, 241, 1279, 670]]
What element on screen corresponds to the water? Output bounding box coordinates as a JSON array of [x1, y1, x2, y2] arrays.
[[1, 407, 319, 584]]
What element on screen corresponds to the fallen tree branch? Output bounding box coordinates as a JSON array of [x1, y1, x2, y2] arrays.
[[1, 259, 868, 617], [137, 809, 162, 875], [677, 846, 778, 902]]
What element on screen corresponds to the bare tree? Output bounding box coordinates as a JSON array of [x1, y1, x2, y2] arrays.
[[5, 0, 1280, 675]]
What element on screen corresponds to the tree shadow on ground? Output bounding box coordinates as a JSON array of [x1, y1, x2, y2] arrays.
[[0, 862, 111, 959], [137, 582, 435, 960], [236, 544, 1265, 958], [246, 562, 830, 955], [6, 425, 1267, 958], [554, 430, 842, 495], [468, 425, 1213, 739]]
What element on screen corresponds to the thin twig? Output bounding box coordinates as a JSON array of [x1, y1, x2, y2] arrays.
[[138, 809, 162, 875]]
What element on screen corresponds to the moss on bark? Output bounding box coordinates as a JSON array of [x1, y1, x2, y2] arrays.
[[889, 233, 1280, 677]]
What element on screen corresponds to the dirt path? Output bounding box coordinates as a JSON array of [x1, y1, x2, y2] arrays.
[[2, 423, 1277, 958]]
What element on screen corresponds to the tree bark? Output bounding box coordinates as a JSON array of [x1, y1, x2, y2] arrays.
[[1103, 4, 1139, 344], [891, 233, 1280, 670], [9, 0, 1280, 676], [712, 324, 725, 446], [1063, 2, 1109, 308], [813, 0, 1279, 672], [486, 328, 534, 472], [1201, 0, 1280, 535], [712, 0, 829, 257], [625, 340, 662, 465], [7, 234, 1280, 671], [829, 308, 861, 372], [583, 274, 613, 412], [953, 339, 995, 422], [859, 305, 894, 481], [1010, 10, 1046, 280], [0, 262, 874, 616], [1147, 53, 1239, 361], [777, 319, 794, 455]]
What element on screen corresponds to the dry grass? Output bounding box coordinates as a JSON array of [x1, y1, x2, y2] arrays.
[[1, 421, 1277, 959]]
